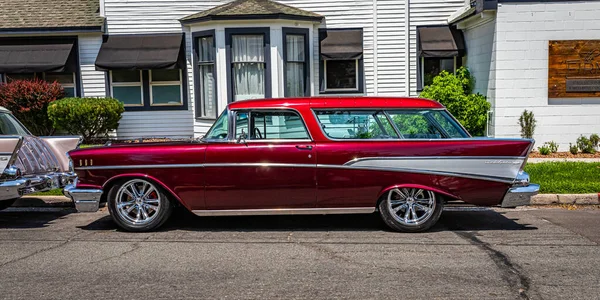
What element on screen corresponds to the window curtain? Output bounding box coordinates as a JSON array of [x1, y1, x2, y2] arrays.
[[285, 35, 305, 97], [232, 35, 265, 101], [199, 36, 216, 117]]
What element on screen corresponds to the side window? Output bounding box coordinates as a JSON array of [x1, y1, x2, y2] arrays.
[[250, 111, 310, 140], [315, 110, 399, 139], [203, 110, 229, 140], [387, 110, 443, 139]]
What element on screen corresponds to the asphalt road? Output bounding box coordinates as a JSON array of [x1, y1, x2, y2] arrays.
[[0, 206, 599, 300]]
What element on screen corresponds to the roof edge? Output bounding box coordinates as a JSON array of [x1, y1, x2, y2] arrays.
[[0, 26, 104, 34], [180, 13, 323, 24]]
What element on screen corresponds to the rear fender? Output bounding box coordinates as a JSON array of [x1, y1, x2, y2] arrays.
[[102, 173, 189, 210], [40, 136, 82, 172], [378, 184, 460, 202]]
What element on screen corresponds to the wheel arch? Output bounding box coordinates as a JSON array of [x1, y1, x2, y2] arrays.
[[101, 173, 188, 209], [376, 184, 460, 206]]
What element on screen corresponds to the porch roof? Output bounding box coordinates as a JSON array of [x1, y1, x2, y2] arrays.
[[180, 0, 323, 24]]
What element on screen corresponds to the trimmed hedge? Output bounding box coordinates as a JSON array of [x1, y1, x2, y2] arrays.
[[47, 97, 125, 143], [0, 79, 65, 135]]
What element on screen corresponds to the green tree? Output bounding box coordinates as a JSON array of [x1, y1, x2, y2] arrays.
[[419, 67, 490, 136]]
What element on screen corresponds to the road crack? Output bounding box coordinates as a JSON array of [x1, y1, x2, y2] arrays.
[[0, 231, 84, 269], [454, 231, 536, 300]]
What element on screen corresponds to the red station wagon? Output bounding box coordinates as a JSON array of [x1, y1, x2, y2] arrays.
[[64, 97, 539, 232]]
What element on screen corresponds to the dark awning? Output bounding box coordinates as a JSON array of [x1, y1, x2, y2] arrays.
[[95, 33, 186, 71], [0, 42, 76, 73], [319, 29, 363, 60], [417, 26, 465, 57]]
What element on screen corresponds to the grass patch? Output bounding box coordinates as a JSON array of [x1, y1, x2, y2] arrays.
[[29, 189, 64, 196], [525, 162, 600, 194]]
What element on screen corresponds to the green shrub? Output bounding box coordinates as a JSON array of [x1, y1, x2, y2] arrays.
[[518, 110, 536, 139], [590, 134, 600, 149], [546, 141, 558, 153], [47, 97, 124, 143], [419, 67, 490, 136], [569, 143, 578, 155], [576, 135, 596, 154], [538, 145, 551, 155], [0, 79, 65, 135]]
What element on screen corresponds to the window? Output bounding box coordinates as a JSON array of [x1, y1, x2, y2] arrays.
[[324, 60, 358, 91], [195, 33, 217, 118], [0, 112, 30, 136], [225, 28, 271, 103], [110, 70, 143, 106], [150, 69, 182, 106], [422, 57, 456, 87], [387, 110, 469, 139], [250, 111, 309, 140], [315, 110, 398, 139], [235, 111, 249, 140], [204, 110, 229, 140], [283, 28, 309, 97], [4, 72, 76, 97], [319, 29, 364, 93]]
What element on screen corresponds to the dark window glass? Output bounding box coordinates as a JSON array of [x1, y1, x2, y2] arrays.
[[315, 110, 398, 139], [325, 60, 357, 90], [423, 58, 454, 86]]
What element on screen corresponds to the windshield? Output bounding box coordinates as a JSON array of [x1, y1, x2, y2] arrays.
[[203, 110, 229, 140], [0, 113, 30, 136]]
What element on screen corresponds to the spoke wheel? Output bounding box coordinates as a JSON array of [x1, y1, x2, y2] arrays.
[[108, 178, 172, 232], [379, 187, 443, 233]]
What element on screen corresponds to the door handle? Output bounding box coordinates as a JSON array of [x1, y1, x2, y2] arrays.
[[296, 145, 313, 150]]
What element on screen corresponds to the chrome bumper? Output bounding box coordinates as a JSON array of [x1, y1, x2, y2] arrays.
[[63, 184, 103, 212], [0, 172, 77, 202], [501, 171, 540, 208]]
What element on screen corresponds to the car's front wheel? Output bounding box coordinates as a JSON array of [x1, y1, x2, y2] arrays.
[[379, 187, 443, 233], [107, 178, 173, 232]]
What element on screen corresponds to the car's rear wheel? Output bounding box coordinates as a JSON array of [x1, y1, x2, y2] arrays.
[[378, 187, 443, 233], [107, 179, 173, 232], [0, 199, 16, 211]]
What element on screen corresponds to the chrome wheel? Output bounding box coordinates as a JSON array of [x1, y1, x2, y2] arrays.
[[387, 188, 436, 226], [115, 179, 161, 225]]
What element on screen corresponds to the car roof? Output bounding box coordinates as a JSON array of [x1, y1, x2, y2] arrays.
[[227, 96, 445, 110]]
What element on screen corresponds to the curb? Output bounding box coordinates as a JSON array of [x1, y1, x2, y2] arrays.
[[531, 193, 600, 205], [528, 158, 600, 163]]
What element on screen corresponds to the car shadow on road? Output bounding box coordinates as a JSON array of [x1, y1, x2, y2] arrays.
[[78, 207, 537, 232], [0, 209, 74, 229]]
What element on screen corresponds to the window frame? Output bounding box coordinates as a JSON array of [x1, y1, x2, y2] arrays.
[[231, 109, 312, 142], [323, 59, 360, 92], [2, 72, 78, 97], [282, 27, 310, 97], [225, 27, 272, 103], [312, 108, 471, 141], [193, 30, 218, 120], [420, 56, 457, 89], [149, 69, 184, 106], [318, 28, 364, 94], [109, 70, 144, 107]]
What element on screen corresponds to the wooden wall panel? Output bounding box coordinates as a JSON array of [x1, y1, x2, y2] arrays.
[[549, 40, 600, 98]]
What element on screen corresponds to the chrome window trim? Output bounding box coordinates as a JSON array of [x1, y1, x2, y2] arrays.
[[311, 108, 474, 141]]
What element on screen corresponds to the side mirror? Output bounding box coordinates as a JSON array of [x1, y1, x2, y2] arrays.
[[236, 128, 247, 144]]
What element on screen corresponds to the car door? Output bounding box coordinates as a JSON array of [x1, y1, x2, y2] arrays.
[[204, 109, 317, 210]]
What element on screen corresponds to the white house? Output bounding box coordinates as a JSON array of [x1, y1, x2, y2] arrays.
[[0, 0, 598, 149]]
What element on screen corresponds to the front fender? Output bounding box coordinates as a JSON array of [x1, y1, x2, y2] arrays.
[[102, 173, 190, 210], [378, 184, 460, 201]]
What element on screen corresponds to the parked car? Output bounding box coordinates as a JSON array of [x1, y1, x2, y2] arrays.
[[0, 107, 79, 210], [64, 97, 539, 232]]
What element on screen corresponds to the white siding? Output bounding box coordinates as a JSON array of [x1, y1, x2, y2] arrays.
[[376, 0, 407, 95], [408, 0, 465, 96], [78, 34, 106, 97], [493, 1, 600, 150]]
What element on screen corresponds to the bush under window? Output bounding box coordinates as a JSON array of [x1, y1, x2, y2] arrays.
[[0, 79, 65, 135], [47, 97, 124, 143]]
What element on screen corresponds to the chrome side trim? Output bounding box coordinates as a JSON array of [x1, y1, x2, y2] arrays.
[[203, 163, 315, 168], [75, 164, 205, 170], [316, 164, 515, 184], [192, 207, 375, 216]]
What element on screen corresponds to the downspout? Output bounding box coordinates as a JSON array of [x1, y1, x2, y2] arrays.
[[99, 0, 106, 17], [404, 0, 410, 96], [372, 0, 378, 95]]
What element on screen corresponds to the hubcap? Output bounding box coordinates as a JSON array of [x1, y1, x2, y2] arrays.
[[115, 179, 161, 225], [387, 188, 435, 226]]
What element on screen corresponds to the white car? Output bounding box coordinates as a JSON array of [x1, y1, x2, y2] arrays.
[[0, 107, 80, 210]]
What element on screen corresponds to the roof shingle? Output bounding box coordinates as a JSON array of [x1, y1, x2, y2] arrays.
[[181, 0, 323, 23], [0, 0, 104, 31]]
